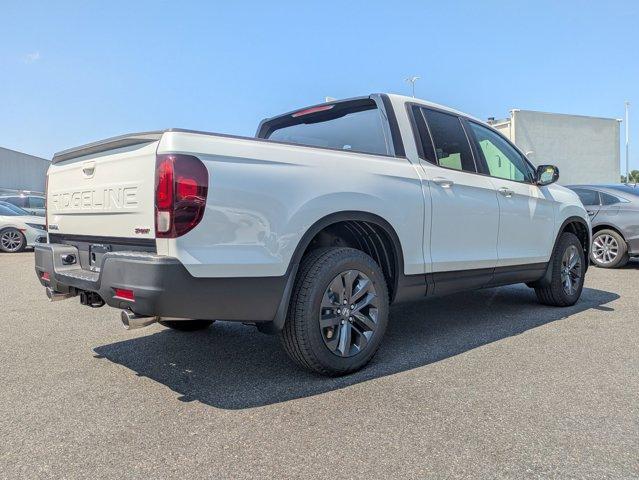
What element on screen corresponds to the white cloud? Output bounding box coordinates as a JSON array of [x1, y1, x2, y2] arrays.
[[24, 51, 41, 63]]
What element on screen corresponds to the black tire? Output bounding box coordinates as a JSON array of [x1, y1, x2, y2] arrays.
[[281, 247, 389, 376], [159, 319, 214, 331], [535, 232, 585, 307], [0, 228, 26, 253], [590, 229, 629, 268]]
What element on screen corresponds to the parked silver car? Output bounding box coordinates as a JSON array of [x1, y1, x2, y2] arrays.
[[567, 184, 639, 268]]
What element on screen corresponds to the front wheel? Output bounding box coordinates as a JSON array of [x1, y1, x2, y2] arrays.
[[281, 247, 389, 376], [0, 228, 26, 253], [535, 232, 585, 307]]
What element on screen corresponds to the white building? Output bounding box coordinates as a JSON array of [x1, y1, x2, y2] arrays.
[[488, 110, 620, 185], [0, 146, 50, 194]]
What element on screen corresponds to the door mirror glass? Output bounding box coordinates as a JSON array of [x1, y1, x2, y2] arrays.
[[536, 165, 559, 186]]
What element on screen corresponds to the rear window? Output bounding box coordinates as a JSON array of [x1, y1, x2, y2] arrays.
[[607, 185, 639, 197], [260, 100, 390, 156]]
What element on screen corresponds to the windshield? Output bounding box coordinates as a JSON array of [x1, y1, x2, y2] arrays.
[[0, 201, 29, 215], [0, 204, 21, 216]]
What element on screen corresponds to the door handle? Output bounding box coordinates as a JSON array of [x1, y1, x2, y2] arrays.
[[432, 177, 454, 188], [498, 187, 514, 198]]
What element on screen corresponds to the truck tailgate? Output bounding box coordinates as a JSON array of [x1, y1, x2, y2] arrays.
[[47, 133, 161, 240]]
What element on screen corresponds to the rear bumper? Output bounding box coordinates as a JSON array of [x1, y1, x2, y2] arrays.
[[34, 243, 287, 322]]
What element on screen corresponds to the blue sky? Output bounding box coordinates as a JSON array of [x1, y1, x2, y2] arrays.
[[2, 0, 638, 170]]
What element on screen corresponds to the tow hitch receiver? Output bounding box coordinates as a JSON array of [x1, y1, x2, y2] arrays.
[[79, 291, 105, 308]]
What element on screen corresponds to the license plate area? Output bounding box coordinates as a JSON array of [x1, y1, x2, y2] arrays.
[[89, 244, 112, 272]]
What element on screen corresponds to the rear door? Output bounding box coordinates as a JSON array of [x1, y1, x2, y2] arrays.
[[410, 105, 500, 290], [466, 120, 555, 267]]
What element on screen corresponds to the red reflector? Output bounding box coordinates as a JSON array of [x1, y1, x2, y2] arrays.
[[292, 104, 334, 117], [114, 288, 135, 301], [41, 272, 50, 281]]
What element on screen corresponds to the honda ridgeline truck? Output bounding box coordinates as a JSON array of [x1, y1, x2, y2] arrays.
[[36, 94, 590, 375]]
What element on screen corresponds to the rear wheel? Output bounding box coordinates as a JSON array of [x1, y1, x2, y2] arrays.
[[591, 229, 629, 268], [535, 232, 585, 307], [0, 228, 26, 253], [159, 319, 214, 331], [281, 247, 389, 376]]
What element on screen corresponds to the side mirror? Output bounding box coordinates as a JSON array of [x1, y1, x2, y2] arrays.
[[535, 165, 559, 186]]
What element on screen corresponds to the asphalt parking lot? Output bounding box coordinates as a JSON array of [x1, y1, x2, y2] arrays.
[[1, 252, 637, 479]]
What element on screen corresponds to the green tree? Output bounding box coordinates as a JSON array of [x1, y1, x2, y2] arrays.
[[621, 170, 639, 183]]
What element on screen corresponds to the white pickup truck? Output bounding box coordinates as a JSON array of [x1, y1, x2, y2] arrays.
[[36, 94, 590, 375]]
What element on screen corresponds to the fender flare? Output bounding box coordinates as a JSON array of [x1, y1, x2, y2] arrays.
[[259, 211, 405, 333], [529, 215, 591, 288]]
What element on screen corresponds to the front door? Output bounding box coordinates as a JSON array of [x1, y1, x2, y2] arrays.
[[466, 120, 555, 267]]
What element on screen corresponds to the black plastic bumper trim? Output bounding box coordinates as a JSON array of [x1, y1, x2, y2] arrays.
[[35, 243, 287, 322]]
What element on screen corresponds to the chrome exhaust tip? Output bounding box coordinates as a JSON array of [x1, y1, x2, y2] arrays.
[[120, 310, 159, 330], [46, 287, 73, 302]]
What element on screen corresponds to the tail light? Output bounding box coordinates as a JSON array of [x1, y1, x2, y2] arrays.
[[155, 154, 208, 238]]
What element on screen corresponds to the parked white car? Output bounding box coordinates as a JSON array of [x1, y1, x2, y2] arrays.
[[0, 202, 47, 252], [0, 194, 46, 217], [36, 94, 590, 375]]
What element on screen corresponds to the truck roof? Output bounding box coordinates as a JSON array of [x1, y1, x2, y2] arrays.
[[385, 93, 485, 124], [53, 94, 487, 163]]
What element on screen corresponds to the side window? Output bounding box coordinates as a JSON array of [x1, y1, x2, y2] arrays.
[[29, 196, 45, 208], [600, 192, 621, 206], [468, 122, 534, 182], [420, 108, 476, 172], [572, 188, 600, 206]]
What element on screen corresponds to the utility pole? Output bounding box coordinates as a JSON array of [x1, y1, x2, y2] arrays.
[[625, 101, 630, 183], [405, 76, 420, 98]]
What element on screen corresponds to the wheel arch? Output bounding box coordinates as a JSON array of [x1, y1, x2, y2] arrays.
[[557, 216, 591, 265], [288, 211, 405, 297], [592, 223, 626, 241], [530, 215, 590, 289], [262, 211, 407, 334]]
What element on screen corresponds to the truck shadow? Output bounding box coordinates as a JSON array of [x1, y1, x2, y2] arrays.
[[93, 284, 618, 410], [619, 258, 639, 269]]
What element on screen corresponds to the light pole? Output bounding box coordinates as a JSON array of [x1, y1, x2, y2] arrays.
[[405, 76, 420, 98], [625, 101, 630, 183]]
